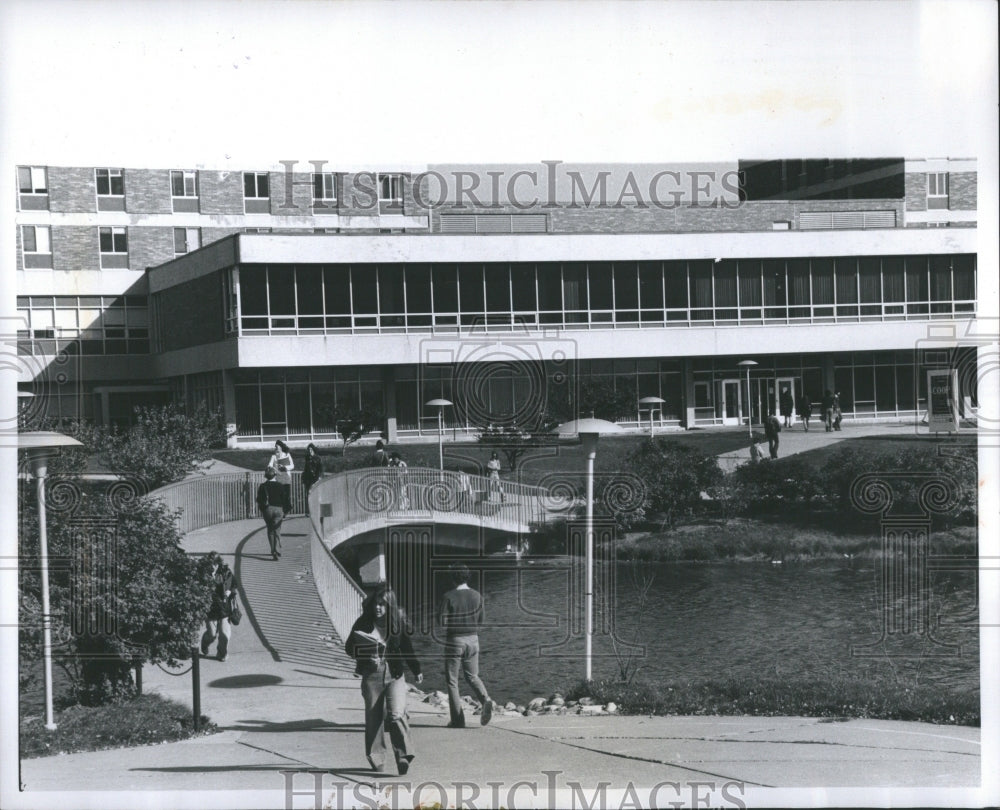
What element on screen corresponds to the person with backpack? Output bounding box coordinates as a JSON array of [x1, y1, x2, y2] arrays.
[[201, 552, 239, 662], [257, 466, 286, 560], [798, 393, 813, 431]]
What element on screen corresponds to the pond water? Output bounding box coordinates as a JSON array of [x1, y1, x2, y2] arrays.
[[401, 557, 979, 705]]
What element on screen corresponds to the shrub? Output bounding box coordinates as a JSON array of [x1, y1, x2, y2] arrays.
[[621, 440, 723, 529], [727, 456, 827, 513]]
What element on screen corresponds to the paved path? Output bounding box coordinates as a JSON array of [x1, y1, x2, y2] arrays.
[[16, 517, 985, 805]]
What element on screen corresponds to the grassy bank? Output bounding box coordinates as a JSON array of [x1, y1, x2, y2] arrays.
[[612, 519, 977, 562], [567, 675, 980, 726], [19, 693, 215, 759]]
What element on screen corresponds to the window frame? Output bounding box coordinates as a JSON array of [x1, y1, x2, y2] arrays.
[[927, 172, 949, 209], [173, 227, 201, 255], [243, 172, 270, 200], [22, 225, 52, 254], [95, 168, 125, 196], [171, 170, 198, 198], [313, 172, 338, 203], [18, 166, 48, 194], [99, 226, 128, 254], [378, 173, 404, 205]]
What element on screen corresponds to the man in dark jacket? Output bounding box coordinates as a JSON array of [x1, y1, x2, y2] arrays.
[[257, 467, 286, 560], [201, 552, 238, 661], [439, 563, 494, 728], [764, 412, 782, 459]]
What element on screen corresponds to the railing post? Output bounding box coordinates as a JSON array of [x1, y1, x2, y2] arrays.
[[191, 645, 201, 732]]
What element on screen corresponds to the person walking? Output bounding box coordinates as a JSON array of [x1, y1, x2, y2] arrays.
[[821, 389, 835, 432], [764, 412, 782, 459], [486, 451, 505, 503], [257, 467, 286, 560], [371, 439, 389, 468], [797, 393, 813, 431], [201, 552, 239, 662], [779, 386, 794, 428], [389, 451, 409, 509], [267, 440, 294, 513], [301, 443, 324, 514], [832, 391, 843, 431], [439, 563, 494, 728], [345, 584, 423, 775]]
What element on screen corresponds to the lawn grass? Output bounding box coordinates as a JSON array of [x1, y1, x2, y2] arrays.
[[19, 693, 216, 759], [567, 674, 979, 726]]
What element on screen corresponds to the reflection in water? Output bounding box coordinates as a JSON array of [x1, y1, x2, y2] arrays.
[[403, 559, 979, 705]]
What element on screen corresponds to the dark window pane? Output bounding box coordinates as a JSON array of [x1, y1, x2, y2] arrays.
[[812, 258, 834, 306], [432, 265, 458, 312], [99, 228, 112, 252], [689, 261, 712, 319], [875, 366, 896, 410], [835, 257, 858, 303], [458, 264, 484, 312], [379, 265, 405, 313], [562, 263, 587, 311], [953, 255, 975, 301], [787, 259, 810, 306], [511, 263, 536, 311], [352, 265, 378, 314], [905, 256, 928, 301], [883, 256, 905, 302], [296, 266, 323, 315], [664, 261, 687, 308], [267, 265, 295, 315], [639, 261, 663, 309], [930, 255, 952, 301], [537, 263, 561, 310], [110, 173, 124, 195], [763, 260, 785, 306], [323, 266, 350, 314], [714, 261, 737, 308], [407, 264, 432, 313], [614, 262, 638, 309], [485, 264, 511, 312], [859, 257, 880, 303]]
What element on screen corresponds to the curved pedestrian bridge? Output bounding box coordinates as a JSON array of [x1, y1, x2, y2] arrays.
[[152, 467, 565, 639]]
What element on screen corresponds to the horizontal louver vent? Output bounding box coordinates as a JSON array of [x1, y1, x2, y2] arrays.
[[799, 210, 896, 230], [438, 214, 548, 234]]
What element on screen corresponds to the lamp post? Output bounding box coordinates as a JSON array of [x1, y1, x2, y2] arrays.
[[638, 396, 665, 437], [425, 399, 452, 475], [553, 418, 623, 682], [737, 360, 758, 443], [19, 431, 84, 730]]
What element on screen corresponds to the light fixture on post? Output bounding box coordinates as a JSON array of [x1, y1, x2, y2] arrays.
[[737, 360, 758, 445], [638, 396, 665, 437], [19, 430, 84, 731], [553, 417, 624, 682], [425, 399, 452, 476]]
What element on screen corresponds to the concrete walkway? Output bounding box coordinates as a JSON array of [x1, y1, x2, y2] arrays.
[[17, 517, 984, 805], [714, 420, 924, 472]]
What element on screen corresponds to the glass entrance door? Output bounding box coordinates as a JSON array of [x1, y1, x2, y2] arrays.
[[776, 376, 796, 425], [721, 379, 741, 425]]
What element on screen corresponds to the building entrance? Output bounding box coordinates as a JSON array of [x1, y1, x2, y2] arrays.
[[720, 379, 742, 425]]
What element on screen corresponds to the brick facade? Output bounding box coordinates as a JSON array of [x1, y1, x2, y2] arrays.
[[904, 172, 927, 212], [125, 169, 172, 214], [48, 167, 97, 213], [198, 170, 245, 214], [270, 170, 314, 215], [949, 172, 976, 210], [128, 226, 175, 271], [52, 226, 100, 272]]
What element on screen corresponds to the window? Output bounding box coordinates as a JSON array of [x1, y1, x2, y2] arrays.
[[313, 172, 338, 203], [18, 166, 48, 193], [171, 170, 197, 197], [927, 172, 949, 209], [378, 174, 403, 206], [22, 225, 51, 253], [173, 227, 201, 254], [99, 226, 128, 267], [244, 172, 270, 213], [95, 168, 124, 196]]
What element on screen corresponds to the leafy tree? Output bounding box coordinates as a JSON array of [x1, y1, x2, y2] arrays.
[[476, 420, 557, 473], [316, 404, 383, 455], [99, 403, 225, 490], [578, 379, 635, 422], [18, 482, 210, 705], [621, 439, 723, 529]]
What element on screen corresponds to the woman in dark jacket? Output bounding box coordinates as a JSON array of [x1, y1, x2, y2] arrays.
[[200, 552, 239, 661], [301, 443, 324, 514], [345, 584, 422, 774], [797, 394, 813, 432]]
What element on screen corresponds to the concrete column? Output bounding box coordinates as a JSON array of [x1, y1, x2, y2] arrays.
[[681, 358, 696, 428], [383, 366, 397, 442], [357, 541, 386, 588], [220, 369, 239, 448], [822, 355, 835, 395]]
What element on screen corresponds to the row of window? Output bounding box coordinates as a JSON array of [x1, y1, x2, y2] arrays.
[[222, 351, 946, 440], [16, 295, 150, 355], [229, 254, 976, 333], [17, 166, 406, 207]]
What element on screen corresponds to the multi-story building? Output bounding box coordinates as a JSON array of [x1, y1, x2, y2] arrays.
[[15, 158, 978, 446]]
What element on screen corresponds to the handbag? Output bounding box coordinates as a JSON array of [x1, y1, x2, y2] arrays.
[[228, 593, 242, 626]]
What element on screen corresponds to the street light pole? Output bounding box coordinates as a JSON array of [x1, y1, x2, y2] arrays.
[[738, 360, 758, 444], [19, 431, 84, 731], [425, 399, 452, 479], [638, 396, 665, 437], [553, 418, 623, 682]]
